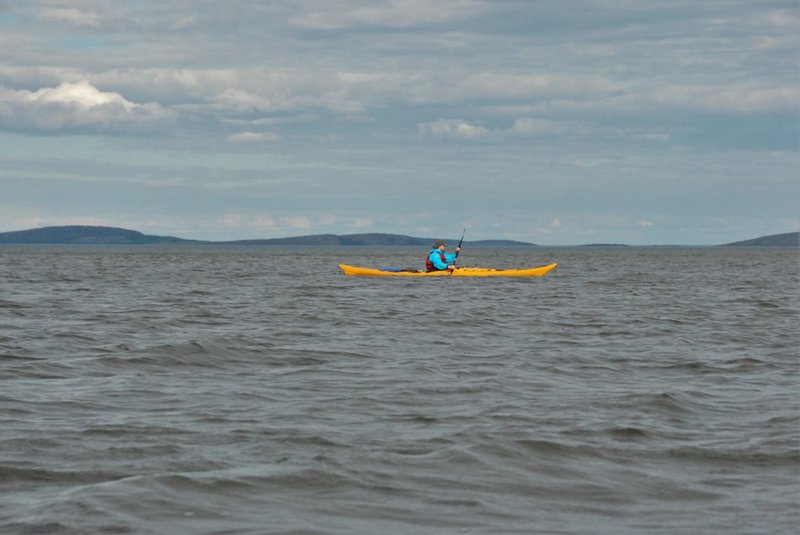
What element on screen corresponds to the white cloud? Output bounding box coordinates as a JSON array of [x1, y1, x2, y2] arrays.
[[36, 8, 99, 28], [0, 81, 173, 134], [289, 0, 488, 30], [219, 213, 245, 228], [508, 118, 573, 136], [281, 216, 314, 231], [348, 217, 373, 229], [253, 215, 277, 229], [200, 213, 378, 237], [647, 85, 800, 114], [226, 131, 280, 143], [536, 84, 800, 116], [32, 81, 129, 108], [217, 87, 270, 111], [219, 213, 280, 232], [417, 119, 488, 140]]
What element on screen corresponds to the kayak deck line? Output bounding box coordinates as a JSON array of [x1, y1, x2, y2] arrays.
[[339, 263, 557, 277]]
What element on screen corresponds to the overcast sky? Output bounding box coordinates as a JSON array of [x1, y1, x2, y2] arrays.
[[0, 1, 797, 244]]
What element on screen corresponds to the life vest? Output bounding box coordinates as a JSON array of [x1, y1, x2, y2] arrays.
[[426, 251, 447, 272]]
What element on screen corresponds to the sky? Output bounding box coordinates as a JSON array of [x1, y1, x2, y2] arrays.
[[0, 0, 797, 245]]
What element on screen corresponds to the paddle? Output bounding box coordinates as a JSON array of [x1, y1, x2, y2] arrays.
[[453, 228, 466, 267]]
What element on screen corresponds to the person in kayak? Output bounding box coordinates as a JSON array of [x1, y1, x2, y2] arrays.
[[426, 240, 461, 272]]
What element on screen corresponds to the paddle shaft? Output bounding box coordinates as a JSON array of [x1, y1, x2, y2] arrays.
[[453, 228, 466, 265]]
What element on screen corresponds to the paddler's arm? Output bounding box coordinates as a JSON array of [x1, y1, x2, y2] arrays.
[[430, 251, 450, 270]]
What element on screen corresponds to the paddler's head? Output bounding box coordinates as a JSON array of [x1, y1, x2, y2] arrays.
[[434, 240, 446, 250]]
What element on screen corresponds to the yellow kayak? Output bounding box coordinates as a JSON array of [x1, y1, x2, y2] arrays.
[[339, 263, 557, 277]]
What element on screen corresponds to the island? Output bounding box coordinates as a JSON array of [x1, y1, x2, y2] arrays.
[[722, 232, 799, 247]]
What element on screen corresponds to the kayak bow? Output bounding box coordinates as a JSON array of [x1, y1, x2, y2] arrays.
[[339, 263, 557, 277]]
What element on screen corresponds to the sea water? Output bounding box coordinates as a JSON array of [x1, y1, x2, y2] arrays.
[[1, 246, 798, 534]]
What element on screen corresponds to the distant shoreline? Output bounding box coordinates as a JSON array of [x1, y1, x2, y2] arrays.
[[0, 226, 797, 247]]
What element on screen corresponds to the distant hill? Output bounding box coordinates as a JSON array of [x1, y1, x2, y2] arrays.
[[0, 226, 537, 247], [226, 233, 536, 247], [226, 233, 429, 246], [722, 232, 799, 247], [4, 225, 794, 247], [0, 226, 195, 244]]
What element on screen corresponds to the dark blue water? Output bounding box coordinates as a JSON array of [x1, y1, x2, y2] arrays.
[[1, 246, 798, 534]]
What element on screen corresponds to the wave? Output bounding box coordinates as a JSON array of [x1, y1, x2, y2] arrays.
[[665, 446, 800, 466], [0, 298, 27, 310], [92, 338, 375, 372], [0, 464, 129, 487], [648, 356, 778, 374]]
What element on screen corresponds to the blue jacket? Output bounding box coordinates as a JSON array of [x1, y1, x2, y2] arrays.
[[427, 248, 457, 270]]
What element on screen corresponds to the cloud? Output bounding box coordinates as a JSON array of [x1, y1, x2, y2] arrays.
[[289, 0, 488, 30], [348, 217, 373, 229], [0, 80, 173, 134], [417, 119, 489, 140], [217, 87, 271, 111], [655, 86, 800, 114], [213, 212, 373, 236], [226, 131, 280, 143], [529, 84, 800, 117], [36, 8, 99, 28], [281, 216, 314, 231], [508, 118, 573, 136]]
